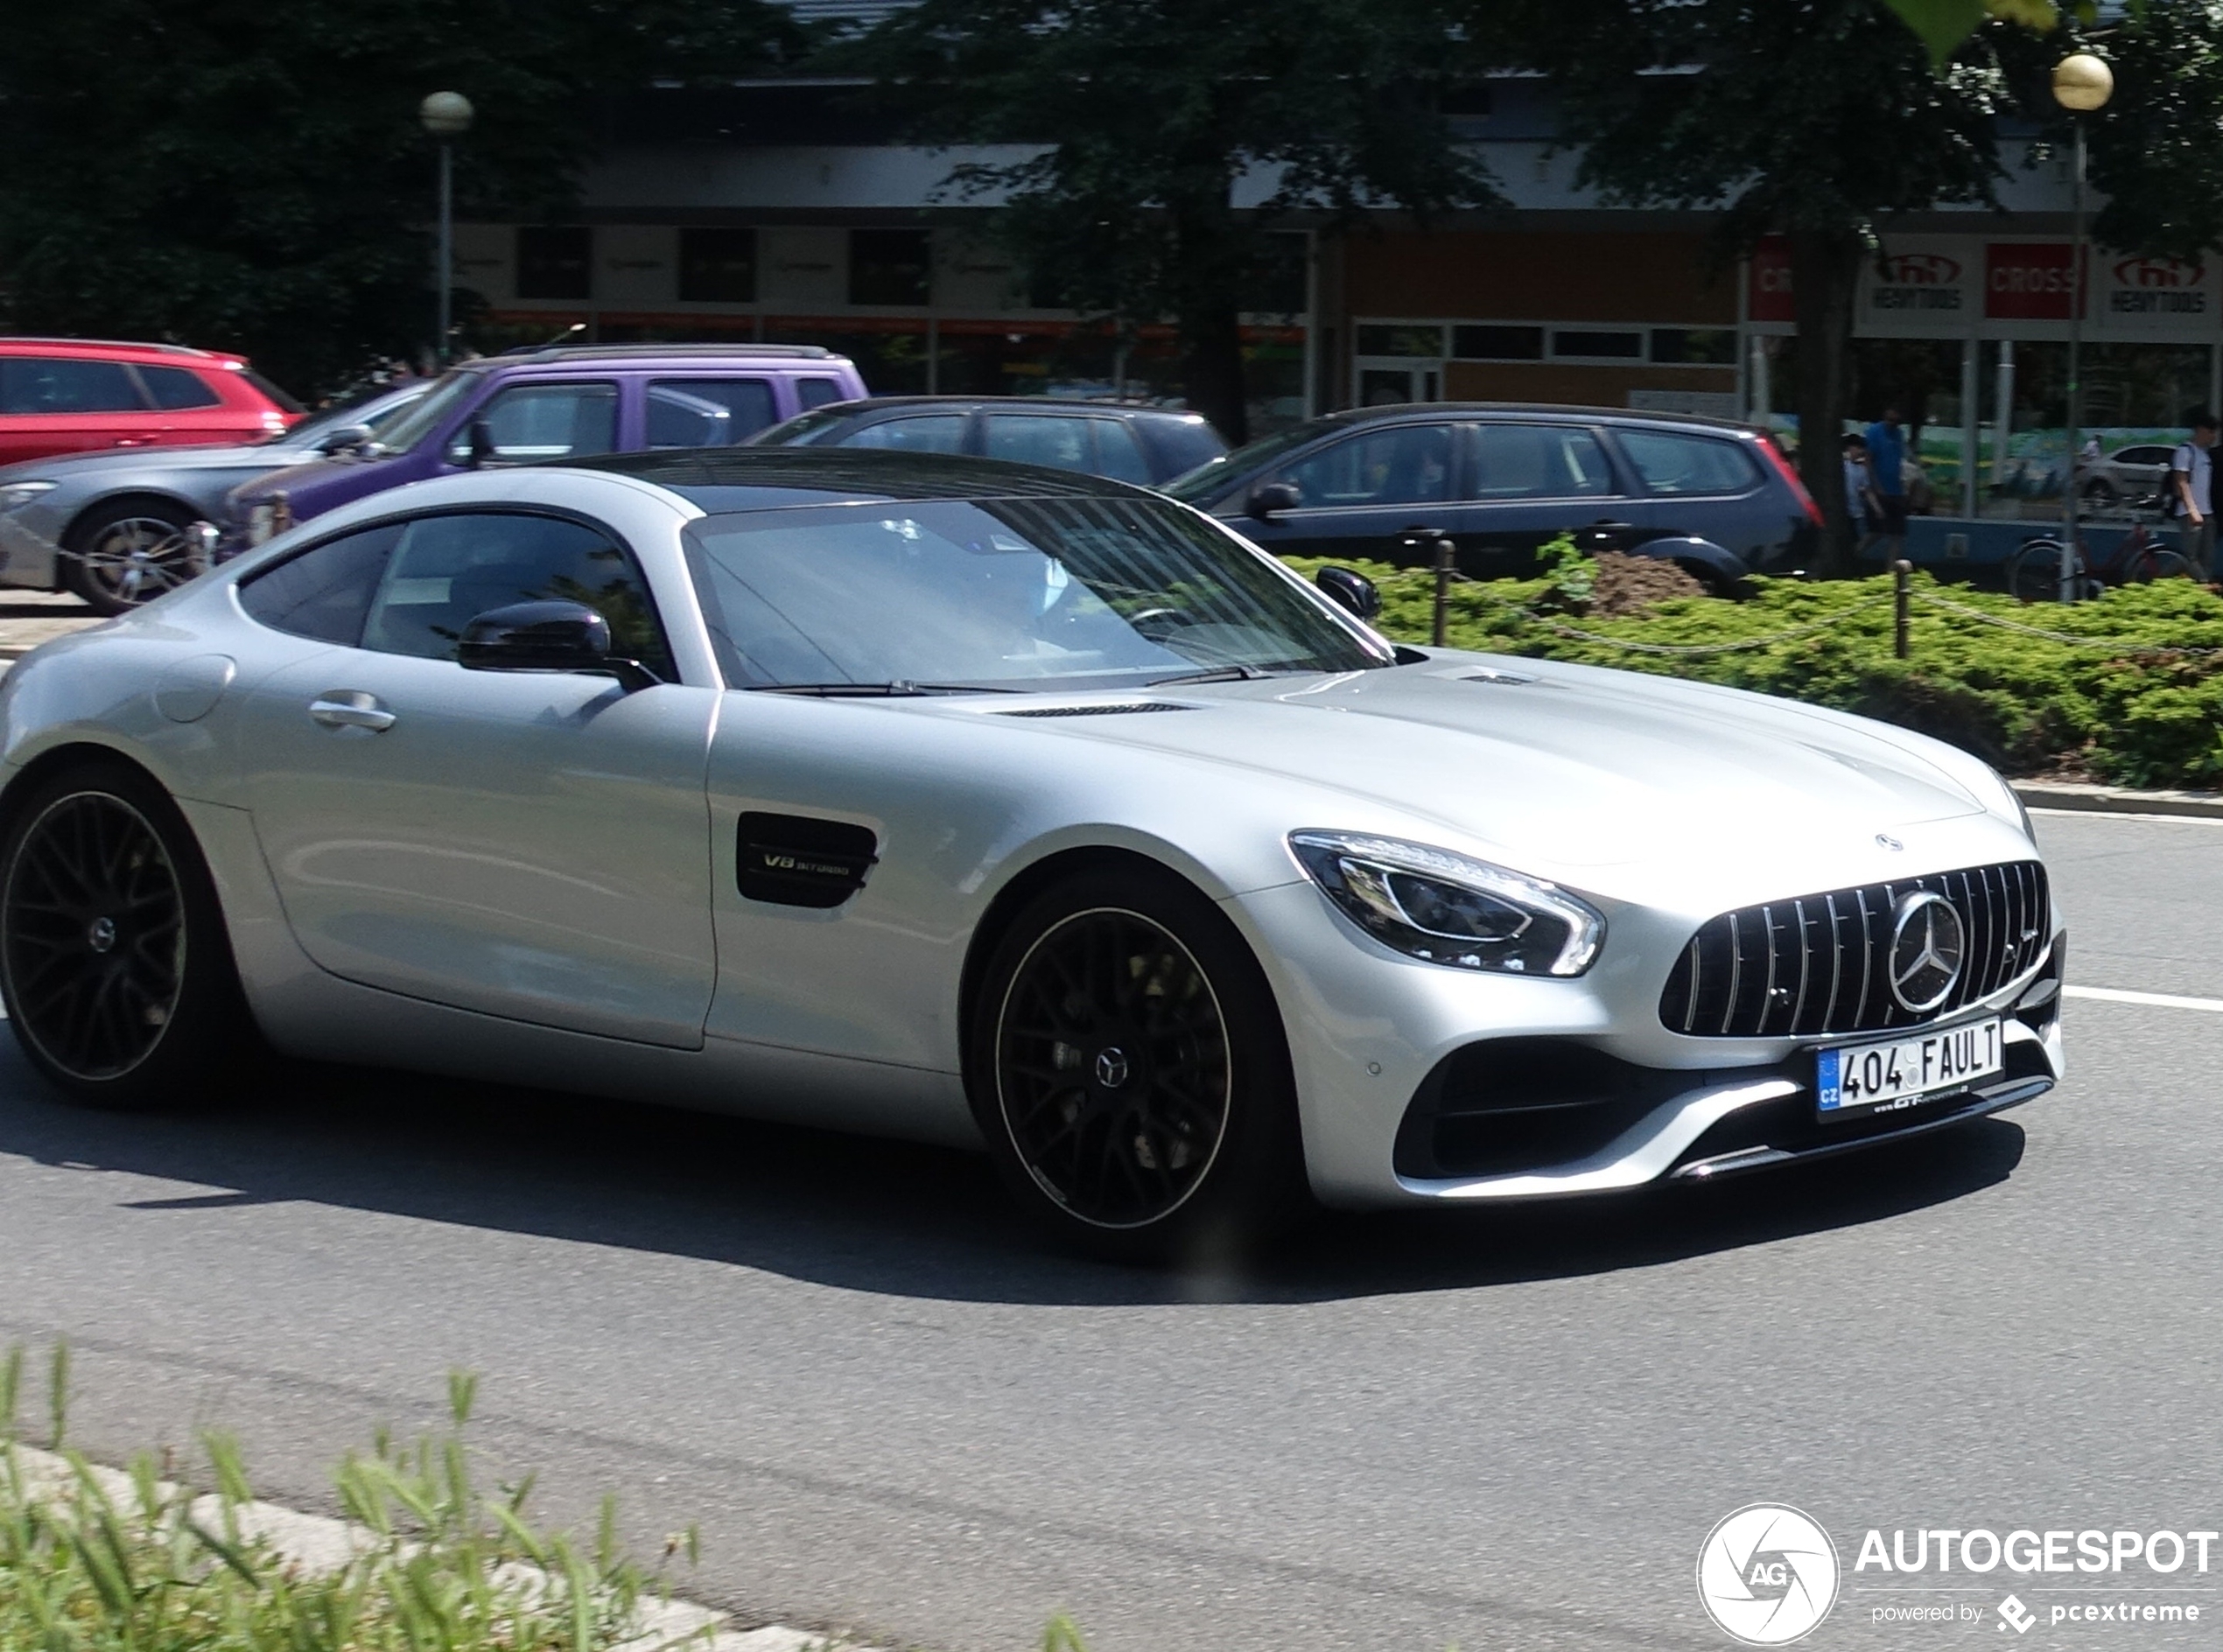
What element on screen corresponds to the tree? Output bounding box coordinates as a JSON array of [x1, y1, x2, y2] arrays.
[[1518, 0, 2050, 573], [2077, 1, 2223, 262], [0, 1, 796, 396], [859, 0, 1504, 444]]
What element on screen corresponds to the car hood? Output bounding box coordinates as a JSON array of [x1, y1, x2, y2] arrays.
[[954, 654, 1996, 883], [227, 450, 397, 511], [0, 441, 315, 482]]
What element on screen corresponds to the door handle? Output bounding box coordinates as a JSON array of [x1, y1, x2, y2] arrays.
[[308, 691, 396, 732]]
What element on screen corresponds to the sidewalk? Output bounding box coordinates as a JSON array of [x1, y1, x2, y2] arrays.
[[0, 592, 102, 661]]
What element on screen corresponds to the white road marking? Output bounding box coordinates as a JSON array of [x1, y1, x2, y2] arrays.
[[2065, 984, 2223, 1013]]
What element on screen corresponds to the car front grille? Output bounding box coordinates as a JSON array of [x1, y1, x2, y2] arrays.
[[1659, 860, 2050, 1039]]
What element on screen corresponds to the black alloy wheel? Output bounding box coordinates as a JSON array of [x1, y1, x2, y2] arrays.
[[971, 865, 1307, 1263], [0, 762, 260, 1107]]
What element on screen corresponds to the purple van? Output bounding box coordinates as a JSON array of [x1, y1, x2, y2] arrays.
[[225, 344, 865, 550]]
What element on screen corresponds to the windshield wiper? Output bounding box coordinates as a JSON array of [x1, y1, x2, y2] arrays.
[[1145, 664, 1268, 686], [751, 681, 1021, 697]]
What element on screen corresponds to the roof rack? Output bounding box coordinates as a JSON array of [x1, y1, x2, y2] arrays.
[[0, 336, 217, 357], [502, 343, 838, 364]]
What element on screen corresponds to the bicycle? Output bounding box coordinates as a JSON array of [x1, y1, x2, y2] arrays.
[[2005, 505, 2194, 604]]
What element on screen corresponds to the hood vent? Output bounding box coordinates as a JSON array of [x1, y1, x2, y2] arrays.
[[997, 702, 1196, 718]]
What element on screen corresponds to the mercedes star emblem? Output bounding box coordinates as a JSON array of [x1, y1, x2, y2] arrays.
[[1887, 891, 1966, 1013]]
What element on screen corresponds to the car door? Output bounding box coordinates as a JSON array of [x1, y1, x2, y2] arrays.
[[1223, 421, 1464, 562], [643, 377, 779, 448], [439, 378, 619, 467], [133, 363, 237, 448], [1609, 424, 1776, 566], [228, 508, 719, 1046], [1455, 420, 1630, 577], [0, 356, 161, 464]]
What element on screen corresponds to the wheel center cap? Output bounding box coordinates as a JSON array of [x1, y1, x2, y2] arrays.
[[86, 917, 117, 955], [1094, 1046, 1131, 1088]]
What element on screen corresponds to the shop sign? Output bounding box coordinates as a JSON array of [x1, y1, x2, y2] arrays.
[[1858, 248, 1971, 332], [2100, 254, 2213, 332], [1986, 243, 2081, 320], [1749, 237, 1794, 323]]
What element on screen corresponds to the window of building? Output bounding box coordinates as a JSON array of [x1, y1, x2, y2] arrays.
[[1550, 330, 1645, 360], [516, 228, 593, 301], [1354, 325, 1445, 359], [677, 228, 758, 304], [850, 229, 932, 307], [1650, 329, 1737, 366], [1451, 326, 1546, 361]]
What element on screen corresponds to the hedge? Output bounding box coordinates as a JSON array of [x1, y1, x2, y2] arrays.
[[1282, 556, 2223, 791]]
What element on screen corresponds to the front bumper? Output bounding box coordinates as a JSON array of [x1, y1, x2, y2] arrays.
[[1225, 872, 2065, 1210]]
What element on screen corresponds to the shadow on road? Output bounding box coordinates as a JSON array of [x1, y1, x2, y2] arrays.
[[0, 1039, 2024, 1307]]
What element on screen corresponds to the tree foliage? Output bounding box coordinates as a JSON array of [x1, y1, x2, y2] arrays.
[[859, 0, 1505, 443], [0, 1, 796, 396]]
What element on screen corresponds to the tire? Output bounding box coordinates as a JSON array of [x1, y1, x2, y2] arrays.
[[0, 760, 261, 1109], [2006, 540, 2067, 604], [966, 864, 1310, 1264], [61, 500, 207, 615], [2131, 549, 2193, 582]]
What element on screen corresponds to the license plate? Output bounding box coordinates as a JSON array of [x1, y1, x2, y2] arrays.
[[1815, 1018, 2002, 1119]]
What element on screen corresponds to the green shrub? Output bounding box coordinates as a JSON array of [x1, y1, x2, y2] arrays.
[[1287, 558, 2223, 789]]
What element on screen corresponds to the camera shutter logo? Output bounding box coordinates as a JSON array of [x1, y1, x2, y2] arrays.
[[1696, 1505, 1841, 1645], [1888, 891, 1965, 1013]]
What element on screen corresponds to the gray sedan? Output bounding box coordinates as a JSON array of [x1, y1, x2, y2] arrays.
[[0, 383, 424, 614], [0, 450, 2064, 1261]]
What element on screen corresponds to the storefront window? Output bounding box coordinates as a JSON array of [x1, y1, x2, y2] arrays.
[[1977, 342, 2208, 517]]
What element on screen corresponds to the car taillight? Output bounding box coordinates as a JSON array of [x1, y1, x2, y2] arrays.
[[1757, 432, 1824, 526]]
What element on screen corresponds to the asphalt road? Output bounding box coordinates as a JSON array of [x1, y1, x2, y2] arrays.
[[0, 810, 2217, 1651]]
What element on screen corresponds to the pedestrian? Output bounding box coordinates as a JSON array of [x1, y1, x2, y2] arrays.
[[2170, 411, 2218, 579], [1863, 404, 1909, 563], [1842, 433, 1878, 552]]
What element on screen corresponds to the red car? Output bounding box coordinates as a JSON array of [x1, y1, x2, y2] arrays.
[[0, 338, 299, 466]]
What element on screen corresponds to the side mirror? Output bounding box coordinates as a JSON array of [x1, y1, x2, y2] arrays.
[[1246, 480, 1301, 520], [313, 423, 374, 456], [457, 600, 661, 691], [1314, 565, 1381, 621], [464, 417, 499, 468]]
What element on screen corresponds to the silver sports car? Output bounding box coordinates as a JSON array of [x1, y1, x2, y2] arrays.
[[0, 451, 2065, 1259]]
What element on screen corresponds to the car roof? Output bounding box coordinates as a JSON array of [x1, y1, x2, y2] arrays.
[[813, 396, 1211, 423], [486, 344, 848, 367], [1301, 401, 1766, 437], [570, 446, 1165, 503], [0, 336, 244, 367]]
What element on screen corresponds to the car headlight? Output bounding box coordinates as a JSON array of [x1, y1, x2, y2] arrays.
[[1288, 830, 1605, 976], [0, 481, 58, 513]]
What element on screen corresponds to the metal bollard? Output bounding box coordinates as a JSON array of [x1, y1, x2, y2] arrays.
[[1433, 536, 1455, 648], [1892, 559, 1913, 660]]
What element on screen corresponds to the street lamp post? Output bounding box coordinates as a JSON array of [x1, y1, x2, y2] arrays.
[[419, 92, 475, 365], [2053, 52, 2114, 604]]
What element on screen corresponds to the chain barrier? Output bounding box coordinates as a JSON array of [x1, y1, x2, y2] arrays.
[[1904, 588, 2223, 655]]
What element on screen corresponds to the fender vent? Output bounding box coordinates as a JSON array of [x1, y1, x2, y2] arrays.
[[997, 702, 1196, 718], [737, 813, 878, 908]]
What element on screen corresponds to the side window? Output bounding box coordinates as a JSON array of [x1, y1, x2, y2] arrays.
[[1469, 424, 1614, 500], [1617, 430, 1760, 496], [647, 379, 776, 448], [0, 357, 146, 415], [137, 365, 225, 410], [1088, 418, 1154, 484], [360, 512, 674, 679], [447, 382, 617, 464], [796, 377, 845, 410], [840, 415, 967, 454], [1279, 424, 1452, 508], [984, 414, 1094, 472], [236, 522, 403, 645]]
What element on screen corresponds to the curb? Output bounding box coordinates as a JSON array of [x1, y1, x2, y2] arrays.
[[11, 1446, 873, 1652], [2013, 780, 2223, 821]]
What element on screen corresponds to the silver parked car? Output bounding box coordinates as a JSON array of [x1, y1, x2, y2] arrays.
[[0, 382, 424, 614], [0, 450, 2065, 1260]]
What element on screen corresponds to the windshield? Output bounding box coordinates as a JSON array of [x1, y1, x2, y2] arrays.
[[1160, 421, 1329, 502], [748, 407, 852, 447], [684, 496, 1392, 692], [364, 370, 479, 455]]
